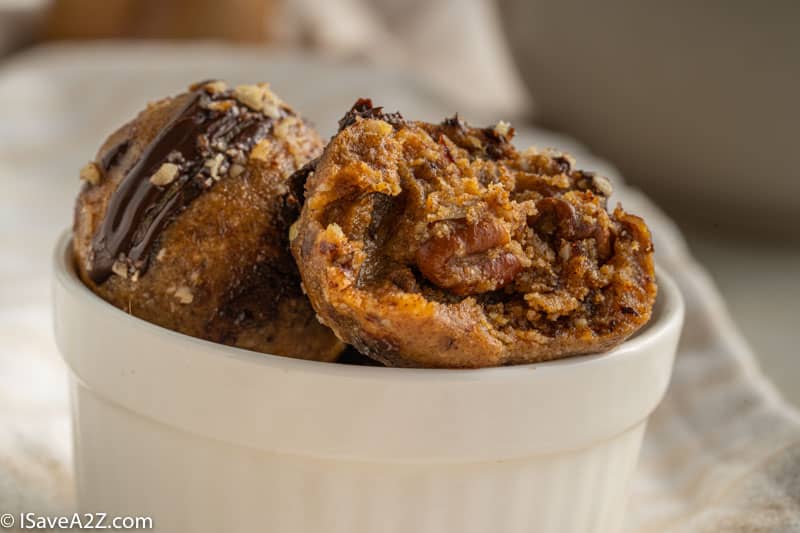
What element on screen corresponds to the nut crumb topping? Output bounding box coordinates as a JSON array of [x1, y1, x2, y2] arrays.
[[225, 147, 246, 164], [79, 162, 102, 185], [494, 120, 511, 137], [111, 260, 128, 279], [150, 163, 180, 186], [203, 80, 228, 95], [174, 286, 194, 304], [205, 154, 224, 180], [205, 100, 235, 112], [233, 84, 283, 118], [229, 163, 245, 178], [592, 175, 613, 197]]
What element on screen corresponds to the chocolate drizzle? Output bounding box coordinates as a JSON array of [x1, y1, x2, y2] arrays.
[[88, 84, 287, 283], [99, 139, 130, 172]]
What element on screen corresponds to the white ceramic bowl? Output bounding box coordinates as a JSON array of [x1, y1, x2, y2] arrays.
[[53, 231, 683, 533]]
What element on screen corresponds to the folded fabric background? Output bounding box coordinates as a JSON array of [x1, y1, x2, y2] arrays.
[[0, 45, 798, 532]]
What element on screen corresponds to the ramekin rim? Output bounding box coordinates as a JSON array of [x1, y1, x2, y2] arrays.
[[54, 229, 683, 382]]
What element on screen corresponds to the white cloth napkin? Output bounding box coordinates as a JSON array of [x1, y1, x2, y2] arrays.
[[0, 44, 799, 532]]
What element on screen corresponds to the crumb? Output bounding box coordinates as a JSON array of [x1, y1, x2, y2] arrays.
[[79, 162, 102, 185], [174, 286, 194, 304], [150, 163, 180, 186]]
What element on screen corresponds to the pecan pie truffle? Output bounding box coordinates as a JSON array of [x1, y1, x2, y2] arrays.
[[291, 99, 656, 368], [73, 81, 343, 361]]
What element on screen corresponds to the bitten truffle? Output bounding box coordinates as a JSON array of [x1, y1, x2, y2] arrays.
[[73, 80, 344, 361], [290, 99, 656, 368]]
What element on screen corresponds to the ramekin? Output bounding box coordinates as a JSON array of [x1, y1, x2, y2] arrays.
[[52, 231, 683, 533]]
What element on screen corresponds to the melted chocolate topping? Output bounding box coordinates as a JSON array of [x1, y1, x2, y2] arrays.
[[88, 84, 287, 283], [99, 139, 130, 171], [338, 98, 405, 131]]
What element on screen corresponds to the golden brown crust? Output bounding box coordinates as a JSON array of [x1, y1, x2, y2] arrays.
[[291, 101, 656, 368], [73, 82, 344, 361]]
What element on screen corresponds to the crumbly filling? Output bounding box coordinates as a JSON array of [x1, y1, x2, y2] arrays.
[[316, 114, 654, 345]]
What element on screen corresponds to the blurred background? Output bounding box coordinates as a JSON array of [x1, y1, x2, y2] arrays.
[[1, 0, 798, 403]]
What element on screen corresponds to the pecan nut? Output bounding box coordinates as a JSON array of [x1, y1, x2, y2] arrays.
[[416, 218, 522, 295]]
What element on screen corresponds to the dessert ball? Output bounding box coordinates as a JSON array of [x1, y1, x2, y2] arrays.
[[73, 80, 343, 361], [291, 99, 657, 368]]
